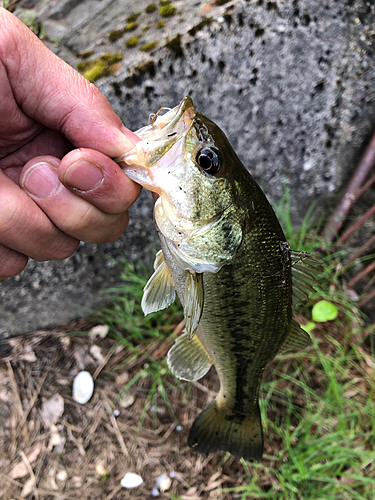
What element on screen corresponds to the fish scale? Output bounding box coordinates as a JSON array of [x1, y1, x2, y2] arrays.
[[117, 96, 320, 461]]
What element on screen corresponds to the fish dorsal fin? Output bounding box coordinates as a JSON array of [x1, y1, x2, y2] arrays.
[[141, 251, 176, 315], [184, 272, 204, 340], [278, 319, 311, 354], [167, 331, 212, 381], [291, 251, 323, 310]]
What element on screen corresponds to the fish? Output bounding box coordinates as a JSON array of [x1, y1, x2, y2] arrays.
[[115, 96, 321, 461]]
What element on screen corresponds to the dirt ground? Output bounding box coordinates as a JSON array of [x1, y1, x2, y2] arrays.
[[0, 319, 265, 500], [1, 309, 373, 500]]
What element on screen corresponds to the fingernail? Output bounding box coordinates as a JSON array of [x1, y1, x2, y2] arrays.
[[121, 124, 142, 145], [64, 159, 104, 192], [22, 162, 59, 197]]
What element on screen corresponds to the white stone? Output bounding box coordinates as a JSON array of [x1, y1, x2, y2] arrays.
[[121, 472, 143, 489], [72, 371, 94, 405]]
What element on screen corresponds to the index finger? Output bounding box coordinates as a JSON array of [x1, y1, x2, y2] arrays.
[[0, 8, 140, 158]]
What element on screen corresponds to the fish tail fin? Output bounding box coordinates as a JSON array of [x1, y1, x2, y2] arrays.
[[188, 399, 263, 461]]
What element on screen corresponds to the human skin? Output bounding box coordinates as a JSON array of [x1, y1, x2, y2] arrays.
[[0, 8, 142, 280]]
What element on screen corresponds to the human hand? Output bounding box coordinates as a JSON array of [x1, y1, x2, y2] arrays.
[[0, 8, 141, 280]]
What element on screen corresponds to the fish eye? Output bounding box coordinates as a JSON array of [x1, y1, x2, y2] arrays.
[[195, 147, 222, 175]]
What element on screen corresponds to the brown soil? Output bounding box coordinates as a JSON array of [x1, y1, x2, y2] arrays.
[[0, 320, 255, 500]]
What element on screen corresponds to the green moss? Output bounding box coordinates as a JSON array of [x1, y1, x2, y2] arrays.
[[101, 53, 123, 64], [109, 29, 124, 42], [124, 21, 139, 31], [145, 3, 157, 13], [159, 4, 176, 16], [142, 25, 150, 31], [109, 22, 138, 42], [126, 36, 139, 48], [159, 0, 171, 5], [140, 41, 158, 51], [83, 61, 107, 83], [127, 13, 141, 22], [77, 53, 123, 83], [156, 19, 166, 28]]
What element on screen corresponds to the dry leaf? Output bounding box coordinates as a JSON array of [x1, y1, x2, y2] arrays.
[[89, 325, 109, 338], [115, 371, 129, 385], [10, 443, 42, 479], [41, 393, 64, 427], [90, 345, 105, 364], [21, 477, 35, 498], [19, 345, 37, 363]]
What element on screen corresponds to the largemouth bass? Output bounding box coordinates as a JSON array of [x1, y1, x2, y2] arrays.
[[115, 97, 321, 461]]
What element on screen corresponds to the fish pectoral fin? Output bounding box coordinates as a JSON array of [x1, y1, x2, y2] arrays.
[[184, 272, 204, 340], [141, 253, 176, 315], [167, 331, 212, 381], [188, 400, 263, 461], [291, 250, 324, 310], [278, 319, 312, 354]]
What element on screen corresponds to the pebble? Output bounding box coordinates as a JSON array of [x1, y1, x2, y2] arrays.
[[121, 472, 143, 489], [72, 371, 94, 405]]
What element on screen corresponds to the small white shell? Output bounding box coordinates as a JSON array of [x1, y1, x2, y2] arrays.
[[72, 371, 94, 404], [121, 472, 143, 489]]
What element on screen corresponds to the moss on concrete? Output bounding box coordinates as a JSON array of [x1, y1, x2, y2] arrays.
[[127, 13, 141, 22], [140, 41, 158, 51], [77, 53, 123, 83], [156, 19, 166, 28], [145, 3, 157, 13], [126, 36, 139, 48], [159, 4, 176, 16]]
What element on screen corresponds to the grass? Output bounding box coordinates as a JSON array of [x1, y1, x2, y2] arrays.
[[93, 194, 375, 497], [224, 324, 375, 499], [94, 260, 185, 431]]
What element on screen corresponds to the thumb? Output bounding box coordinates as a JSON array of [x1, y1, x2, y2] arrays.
[[0, 8, 140, 157]]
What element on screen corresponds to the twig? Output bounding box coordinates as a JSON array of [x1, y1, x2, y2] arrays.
[[322, 131, 375, 241], [348, 260, 375, 288], [338, 203, 375, 244], [19, 451, 39, 500], [93, 348, 116, 380], [101, 393, 129, 458], [18, 373, 47, 430], [358, 287, 375, 308], [343, 233, 375, 268]]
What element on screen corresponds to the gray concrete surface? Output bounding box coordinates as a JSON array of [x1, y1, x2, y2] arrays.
[[1, 0, 375, 335]]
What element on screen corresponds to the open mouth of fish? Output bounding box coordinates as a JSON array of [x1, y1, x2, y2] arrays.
[[114, 96, 196, 194]]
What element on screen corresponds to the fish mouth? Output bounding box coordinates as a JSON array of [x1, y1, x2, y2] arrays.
[[114, 96, 195, 168]]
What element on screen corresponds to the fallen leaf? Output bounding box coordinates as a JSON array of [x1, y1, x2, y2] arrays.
[[89, 325, 109, 338], [90, 344, 105, 364], [21, 477, 35, 498], [10, 443, 42, 479], [41, 394, 64, 427], [19, 345, 37, 363]]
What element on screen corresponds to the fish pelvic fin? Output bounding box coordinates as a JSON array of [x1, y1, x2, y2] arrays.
[[188, 399, 263, 461], [141, 250, 176, 315], [167, 331, 212, 381]]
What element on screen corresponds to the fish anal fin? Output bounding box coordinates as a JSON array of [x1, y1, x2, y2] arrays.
[[141, 254, 175, 315], [184, 272, 204, 340], [167, 331, 212, 381], [188, 399, 263, 461], [278, 319, 311, 354]]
